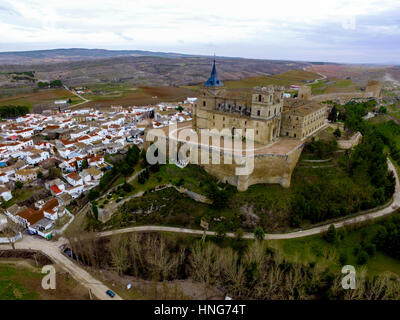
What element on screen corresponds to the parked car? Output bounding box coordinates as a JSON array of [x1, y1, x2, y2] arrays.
[[106, 290, 115, 298]]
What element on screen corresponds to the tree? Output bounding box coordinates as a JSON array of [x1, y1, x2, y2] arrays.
[[176, 106, 184, 112], [37, 171, 44, 179], [328, 105, 338, 122], [324, 224, 337, 243], [333, 128, 341, 138], [138, 171, 147, 184], [378, 106, 387, 114], [88, 189, 100, 201], [357, 250, 369, 265], [207, 183, 229, 210], [92, 203, 99, 220], [122, 182, 133, 193], [81, 159, 89, 169], [253, 226, 265, 241], [119, 162, 133, 178], [48, 167, 61, 179], [14, 181, 23, 189]]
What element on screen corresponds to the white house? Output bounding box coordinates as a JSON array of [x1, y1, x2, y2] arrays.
[[0, 186, 12, 202], [65, 172, 83, 186]]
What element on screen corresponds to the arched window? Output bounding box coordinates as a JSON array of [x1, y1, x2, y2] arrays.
[[258, 95, 262, 102], [257, 110, 261, 116]]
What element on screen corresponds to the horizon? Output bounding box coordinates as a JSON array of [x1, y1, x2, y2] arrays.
[[0, 47, 398, 66], [0, 0, 400, 64]]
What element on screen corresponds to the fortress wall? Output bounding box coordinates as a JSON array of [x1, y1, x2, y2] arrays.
[[310, 91, 374, 103], [144, 134, 304, 191], [201, 143, 304, 191]]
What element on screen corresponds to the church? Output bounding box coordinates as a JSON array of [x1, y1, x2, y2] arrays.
[[193, 59, 327, 146]]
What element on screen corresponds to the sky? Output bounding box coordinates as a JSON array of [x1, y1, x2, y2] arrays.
[[0, 0, 400, 64]]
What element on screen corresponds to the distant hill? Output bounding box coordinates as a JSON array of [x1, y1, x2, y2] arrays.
[[0, 48, 197, 64], [0, 49, 314, 89]]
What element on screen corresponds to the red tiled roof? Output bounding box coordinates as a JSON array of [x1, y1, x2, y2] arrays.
[[50, 185, 62, 194]]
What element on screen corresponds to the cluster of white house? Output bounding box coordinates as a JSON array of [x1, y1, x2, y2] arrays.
[[0, 102, 195, 239]]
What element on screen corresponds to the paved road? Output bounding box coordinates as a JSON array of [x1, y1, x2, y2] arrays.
[[97, 158, 400, 241], [0, 236, 122, 300]]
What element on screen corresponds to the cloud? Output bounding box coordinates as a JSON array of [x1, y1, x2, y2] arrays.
[[0, 0, 399, 63]]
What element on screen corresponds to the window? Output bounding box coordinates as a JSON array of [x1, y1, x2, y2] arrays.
[[274, 108, 276, 115], [223, 117, 225, 121], [258, 95, 262, 102], [286, 132, 289, 136], [213, 115, 215, 119], [203, 101, 206, 107], [257, 110, 261, 116], [269, 111, 271, 116], [256, 130, 259, 135]]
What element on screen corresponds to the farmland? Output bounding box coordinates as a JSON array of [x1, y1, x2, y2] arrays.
[[0, 88, 83, 111], [84, 85, 196, 108]]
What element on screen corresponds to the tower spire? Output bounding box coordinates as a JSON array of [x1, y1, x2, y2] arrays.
[[204, 55, 223, 87]]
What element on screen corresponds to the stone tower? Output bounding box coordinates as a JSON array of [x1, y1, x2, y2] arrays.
[[298, 86, 311, 100]]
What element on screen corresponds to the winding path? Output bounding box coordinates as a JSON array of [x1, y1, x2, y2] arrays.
[[96, 158, 400, 241]]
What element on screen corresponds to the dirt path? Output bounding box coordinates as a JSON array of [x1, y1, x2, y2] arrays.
[[63, 85, 91, 108], [0, 236, 122, 300]]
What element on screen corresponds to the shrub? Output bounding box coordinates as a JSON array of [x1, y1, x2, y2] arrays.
[[365, 243, 376, 257], [253, 226, 265, 241], [14, 181, 23, 189], [339, 252, 348, 265], [357, 250, 369, 265], [324, 224, 337, 243]]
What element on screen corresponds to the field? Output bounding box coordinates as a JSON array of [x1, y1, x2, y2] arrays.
[[0, 259, 89, 300], [0, 88, 82, 109], [310, 78, 360, 95], [84, 85, 196, 108], [184, 70, 320, 90]]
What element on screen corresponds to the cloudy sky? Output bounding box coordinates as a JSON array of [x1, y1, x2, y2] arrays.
[[0, 0, 400, 64]]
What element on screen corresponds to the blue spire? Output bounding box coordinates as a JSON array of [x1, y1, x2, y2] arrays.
[[204, 57, 223, 87]]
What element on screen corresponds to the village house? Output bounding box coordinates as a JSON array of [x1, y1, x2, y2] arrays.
[[65, 172, 83, 186], [14, 168, 39, 182], [0, 186, 12, 202]]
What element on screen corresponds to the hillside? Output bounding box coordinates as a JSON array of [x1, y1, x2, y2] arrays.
[[0, 50, 312, 93]]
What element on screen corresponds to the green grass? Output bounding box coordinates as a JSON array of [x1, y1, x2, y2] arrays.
[[129, 164, 215, 196], [0, 264, 40, 300], [1, 186, 44, 209], [270, 217, 400, 277]]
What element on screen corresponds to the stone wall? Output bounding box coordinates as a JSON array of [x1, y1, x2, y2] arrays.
[[200, 143, 304, 191], [310, 91, 374, 103], [337, 132, 362, 149]]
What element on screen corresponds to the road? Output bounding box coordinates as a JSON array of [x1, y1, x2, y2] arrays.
[[63, 85, 91, 108], [96, 158, 400, 241], [0, 236, 122, 300], [1, 157, 398, 300]]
